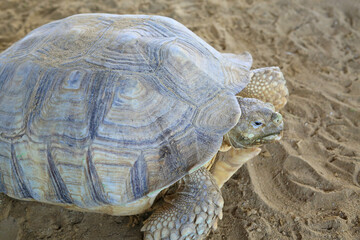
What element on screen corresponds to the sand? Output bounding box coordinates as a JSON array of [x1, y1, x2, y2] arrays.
[[0, 0, 359, 239]]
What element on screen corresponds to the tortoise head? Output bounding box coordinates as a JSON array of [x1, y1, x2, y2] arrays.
[[226, 97, 283, 149]]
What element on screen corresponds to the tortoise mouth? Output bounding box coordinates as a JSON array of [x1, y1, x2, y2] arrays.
[[228, 131, 283, 149], [253, 131, 283, 144]]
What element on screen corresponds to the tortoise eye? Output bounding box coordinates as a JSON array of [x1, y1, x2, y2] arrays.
[[252, 121, 263, 128]]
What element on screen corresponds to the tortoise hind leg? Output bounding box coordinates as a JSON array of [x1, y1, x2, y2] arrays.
[[141, 167, 223, 240]]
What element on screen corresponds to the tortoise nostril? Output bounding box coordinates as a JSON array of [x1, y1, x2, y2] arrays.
[[271, 113, 283, 125]]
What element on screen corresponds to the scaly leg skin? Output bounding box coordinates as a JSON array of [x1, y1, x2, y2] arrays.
[[127, 215, 141, 227], [238, 67, 288, 111], [141, 167, 223, 240], [211, 147, 261, 188]]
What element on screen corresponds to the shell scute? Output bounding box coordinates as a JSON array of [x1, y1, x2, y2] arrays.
[[27, 67, 93, 141], [0, 61, 39, 136]]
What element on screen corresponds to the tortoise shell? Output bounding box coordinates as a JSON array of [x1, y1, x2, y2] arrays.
[[0, 14, 249, 209]]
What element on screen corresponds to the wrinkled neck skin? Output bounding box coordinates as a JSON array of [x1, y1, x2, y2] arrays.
[[212, 134, 262, 188], [223, 132, 248, 149], [219, 133, 258, 151], [219, 135, 232, 152]]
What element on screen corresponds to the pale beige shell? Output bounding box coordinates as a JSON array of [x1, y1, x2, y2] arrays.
[[0, 14, 250, 212]]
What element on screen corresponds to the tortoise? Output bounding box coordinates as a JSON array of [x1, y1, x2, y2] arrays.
[[0, 14, 287, 239]]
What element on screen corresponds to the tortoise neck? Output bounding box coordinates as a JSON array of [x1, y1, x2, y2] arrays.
[[219, 134, 232, 152]]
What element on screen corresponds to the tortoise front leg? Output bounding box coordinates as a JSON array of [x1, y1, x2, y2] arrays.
[[238, 67, 288, 111], [141, 167, 223, 240]]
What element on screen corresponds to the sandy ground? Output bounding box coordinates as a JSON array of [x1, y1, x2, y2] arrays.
[[0, 0, 359, 239]]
